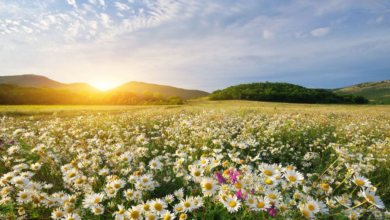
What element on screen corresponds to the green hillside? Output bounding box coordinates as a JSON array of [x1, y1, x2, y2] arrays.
[[332, 80, 390, 104], [110, 81, 209, 100], [0, 83, 184, 105], [0, 74, 100, 93], [209, 82, 368, 104]]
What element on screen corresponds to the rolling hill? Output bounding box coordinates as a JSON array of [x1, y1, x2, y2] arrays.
[[332, 80, 390, 104], [209, 82, 368, 104], [109, 81, 209, 100], [0, 74, 100, 93]]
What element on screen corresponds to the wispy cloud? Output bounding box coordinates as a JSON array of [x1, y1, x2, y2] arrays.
[[311, 27, 330, 37], [115, 2, 130, 11], [263, 30, 275, 39], [66, 0, 78, 9]]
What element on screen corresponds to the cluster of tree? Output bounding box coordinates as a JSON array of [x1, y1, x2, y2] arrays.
[[209, 82, 369, 104], [0, 84, 184, 105]]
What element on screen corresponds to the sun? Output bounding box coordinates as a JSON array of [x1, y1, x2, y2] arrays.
[[91, 81, 114, 91]]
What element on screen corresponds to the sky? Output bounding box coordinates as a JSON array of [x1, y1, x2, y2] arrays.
[[0, 0, 390, 92]]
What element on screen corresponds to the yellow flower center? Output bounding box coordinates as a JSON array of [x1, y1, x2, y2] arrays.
[[118, 210, 125, 214], [180, 214, 187, 219], [56, 212, 63, 217], [21, 194, 28, 199], [95, 208, 101, 213], [68, 173, 76, 178], [154, 203, 163, 211], [248, 199, 254, 204], [288, 176, 296, 182], [308, 204, 315, 211], [164, 216, 171, 220], [204, 183, 212, 190], [302, 210, 309, 217], [355, 180, 364, 186], [266, 179, 273, 185], [177, 207, 183, 212], [194, 171, 200, 177], [184, 202, 191, 208], [229, 201, 236, 207], [16, 180, 24, 184], [130, 211, 140, 219], [264, 170, 273, 176], [235, 182, 242, 189], [148, 215, 155, 220], [94, 198, 100, 203], [257, 202, 265, 208], [366, 195, 375, 203], [287, 166, 293, 170], [269, 194, 276, 199], [114, 183, 121, 188], [143, 204, 150, 211]]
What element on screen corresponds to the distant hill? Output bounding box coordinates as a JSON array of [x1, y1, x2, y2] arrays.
[[209, 82, 368, 104], [0, 74, 100, 93], [109, 81, 209, 100], [332, 80, 390, 104]]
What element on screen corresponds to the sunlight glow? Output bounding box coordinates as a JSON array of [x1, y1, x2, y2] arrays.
[[91, 81, 115, 91]]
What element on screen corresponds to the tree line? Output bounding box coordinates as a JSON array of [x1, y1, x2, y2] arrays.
[[209, 82, 369, 104], [0, 84, 184, 105]]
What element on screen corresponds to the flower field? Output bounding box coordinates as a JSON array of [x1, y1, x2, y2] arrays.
[[1, 102, 390, 219]]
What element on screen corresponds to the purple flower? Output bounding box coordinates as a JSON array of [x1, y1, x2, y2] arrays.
[[266, 204, 278, 217], [228, 169, 242, 184], [215, 172, 227, 184], [250, 189, 255, 195], [235, 189, 248, 200], [9, 140, 14, 145], [236, 189, 243, 199], [0, 139, 3, 143]]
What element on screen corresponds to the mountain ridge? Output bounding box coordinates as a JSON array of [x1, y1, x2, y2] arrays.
[[110, 81, 209, 100], [0, 74, 100, 93], [0, 74, 209, 100]]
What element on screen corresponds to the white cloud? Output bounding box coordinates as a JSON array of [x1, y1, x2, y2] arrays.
[[88, 0, 96, 5], [85, 20, 98, 29], [115, 2, 130, 11], [100, 13, 111, 28], [22, 26, 33, 33], [128, 0, 134, 3], [311, 27, 330, 37], [295, 32, 307, 39], [64, 20, 83, 41], [263, 30, 274, 39], [117, 12, 124, 17], [98, 0, 105, 7], [375, 16, 384, 24], [66, 0, 77, 9]]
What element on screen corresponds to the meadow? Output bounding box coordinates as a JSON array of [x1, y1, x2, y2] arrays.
[[0, 100, 389, 219]]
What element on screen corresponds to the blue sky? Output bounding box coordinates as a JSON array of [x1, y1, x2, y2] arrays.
[[0, 0, 389, 92]]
